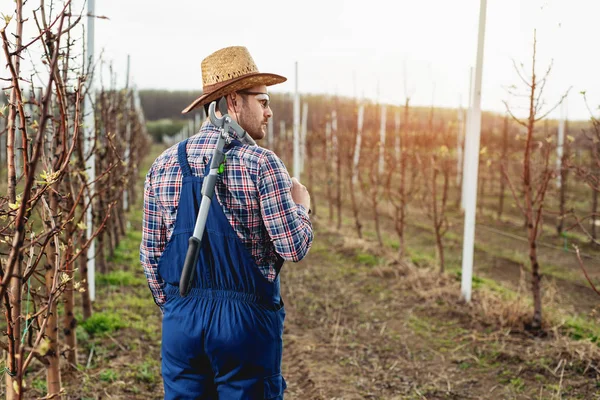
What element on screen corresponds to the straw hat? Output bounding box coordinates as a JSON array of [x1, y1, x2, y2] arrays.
[[181, 46, 286, 114]]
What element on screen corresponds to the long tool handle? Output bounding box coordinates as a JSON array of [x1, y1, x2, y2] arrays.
[[179, 236, 200, 296], [179, 196, 212, 296], [180, 99, 253, 297]]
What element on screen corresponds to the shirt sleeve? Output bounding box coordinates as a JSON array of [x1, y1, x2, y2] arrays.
[[140, 167, 167, 308], [257, 151, 313, 262]]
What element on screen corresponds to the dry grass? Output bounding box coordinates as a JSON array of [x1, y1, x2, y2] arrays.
[[326, 220, 600, 361]]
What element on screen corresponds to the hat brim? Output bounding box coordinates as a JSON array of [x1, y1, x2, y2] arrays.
[[181, 72, 286, 114]]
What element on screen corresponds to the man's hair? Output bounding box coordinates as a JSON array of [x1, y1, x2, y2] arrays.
[[203, 96, 225, 116]]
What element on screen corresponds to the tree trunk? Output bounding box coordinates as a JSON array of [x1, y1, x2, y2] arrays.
[[530, 248, 543, 329], [45, 193, 62, 397], [556, 119, 569, 236], [306, 132, 316, 217], [432, 157, 449, 274], [336, 132, 342, 231], [349, 175, 362, 238], [431, 158, 442, 272], [350, 104, 363, 238], [5, 266, 23, 400], [79, 246, 93, 320], [62, 185, 77, 367], [5, 3, 24, 396], [96, 227, 106, 274], [524, 45, 542, 331], [591, 145, 598, 241], [478, 163, 486, 215], [325, 122, 334, 222], [398, 99, 410, 256], [498, 115, 509, 219]]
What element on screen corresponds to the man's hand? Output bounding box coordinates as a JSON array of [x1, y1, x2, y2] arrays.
[[291, 177, 311, 212]]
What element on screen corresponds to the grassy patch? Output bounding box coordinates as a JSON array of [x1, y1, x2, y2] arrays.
[[97, 270, 146, 287], [109, 230, 143, 267], [133, 359, 160, 384], [355, 252, 380, 266], [99, 369, 118, 383], [32, 378, 46, 392], [407, 248, 436, 267], [564, 315, 600, 343], [509, 377, 525, 392], [80, 311, 127, 335], [384, 237, 399, 250]]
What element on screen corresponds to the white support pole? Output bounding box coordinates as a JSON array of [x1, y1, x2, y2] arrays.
[[85, 0, 96, 302], [133, 86, 145, 127], [457, 98, 464, 186], [300, 102, 308, 174], [332, 110, 337, 133], [379, 104, 387, 175], [293, 62, 300, 179], [461, 67, 475, 210], [556, 100, 566, 188], [188, 119, 194, 138], [461, 0, 487, 303], [353, 104, 364, 186]]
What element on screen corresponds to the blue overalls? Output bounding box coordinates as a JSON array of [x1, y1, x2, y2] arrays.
[[158, 139, 287, 399]]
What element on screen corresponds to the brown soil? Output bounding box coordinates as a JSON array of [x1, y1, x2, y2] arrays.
[[281, 220, 600, 399]]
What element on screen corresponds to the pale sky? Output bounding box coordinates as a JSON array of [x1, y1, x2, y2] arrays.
[[2, 0, 599, 120]]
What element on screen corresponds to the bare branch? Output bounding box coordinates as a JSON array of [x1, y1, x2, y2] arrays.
[[574, 246, 600, 297]]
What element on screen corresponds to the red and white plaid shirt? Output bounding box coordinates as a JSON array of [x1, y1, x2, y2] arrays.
[[140, 122, 313, 308]]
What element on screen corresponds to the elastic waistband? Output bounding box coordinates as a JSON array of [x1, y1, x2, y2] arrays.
[[164, 284, 280, 308]]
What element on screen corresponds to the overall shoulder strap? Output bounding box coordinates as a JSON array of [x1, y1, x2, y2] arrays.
[[177, 139, 192, 177]]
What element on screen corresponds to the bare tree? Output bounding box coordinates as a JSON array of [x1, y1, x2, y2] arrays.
[[556, 119, 571, 235], [349, 102, 364, 238], [497, 114, 510, 219], [0, 2, 149, 397], [423, 148, 450, 272], [501, 30, 569, 331]]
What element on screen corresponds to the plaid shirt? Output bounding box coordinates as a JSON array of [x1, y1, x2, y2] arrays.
[[140, 121, 313, 308]]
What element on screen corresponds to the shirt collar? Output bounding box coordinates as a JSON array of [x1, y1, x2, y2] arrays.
[[200, 120, 241, 142]]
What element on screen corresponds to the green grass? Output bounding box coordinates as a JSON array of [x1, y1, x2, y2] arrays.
[[355, 252, 380, 266], [32, 378, 47, 392], [509, 377, 525, 392], [99, 369, 118, 383], [80, 311, 127, 335], [407, 248, 436, 267], [109, 230, 143, 266], [133, 359, 160, 384], [97, 270, 146, 287], [564, 315, 600, 343], [349, 223, 600, 348]]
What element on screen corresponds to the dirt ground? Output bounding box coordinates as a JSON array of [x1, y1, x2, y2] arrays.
[[280, 220, 600, 400], [16, 145, 600, 399], [26, 215, 599, 400]]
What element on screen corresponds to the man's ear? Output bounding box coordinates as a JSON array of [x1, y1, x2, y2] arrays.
[[227, 93, 238, 113]]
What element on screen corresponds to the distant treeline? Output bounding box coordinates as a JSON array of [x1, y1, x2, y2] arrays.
[[139, 89, 478, 124], [137, 90, 592, 149], [138, 90, 200, 121]]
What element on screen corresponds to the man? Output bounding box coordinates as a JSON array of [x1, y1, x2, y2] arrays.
[[140, 46, 313, 399]]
